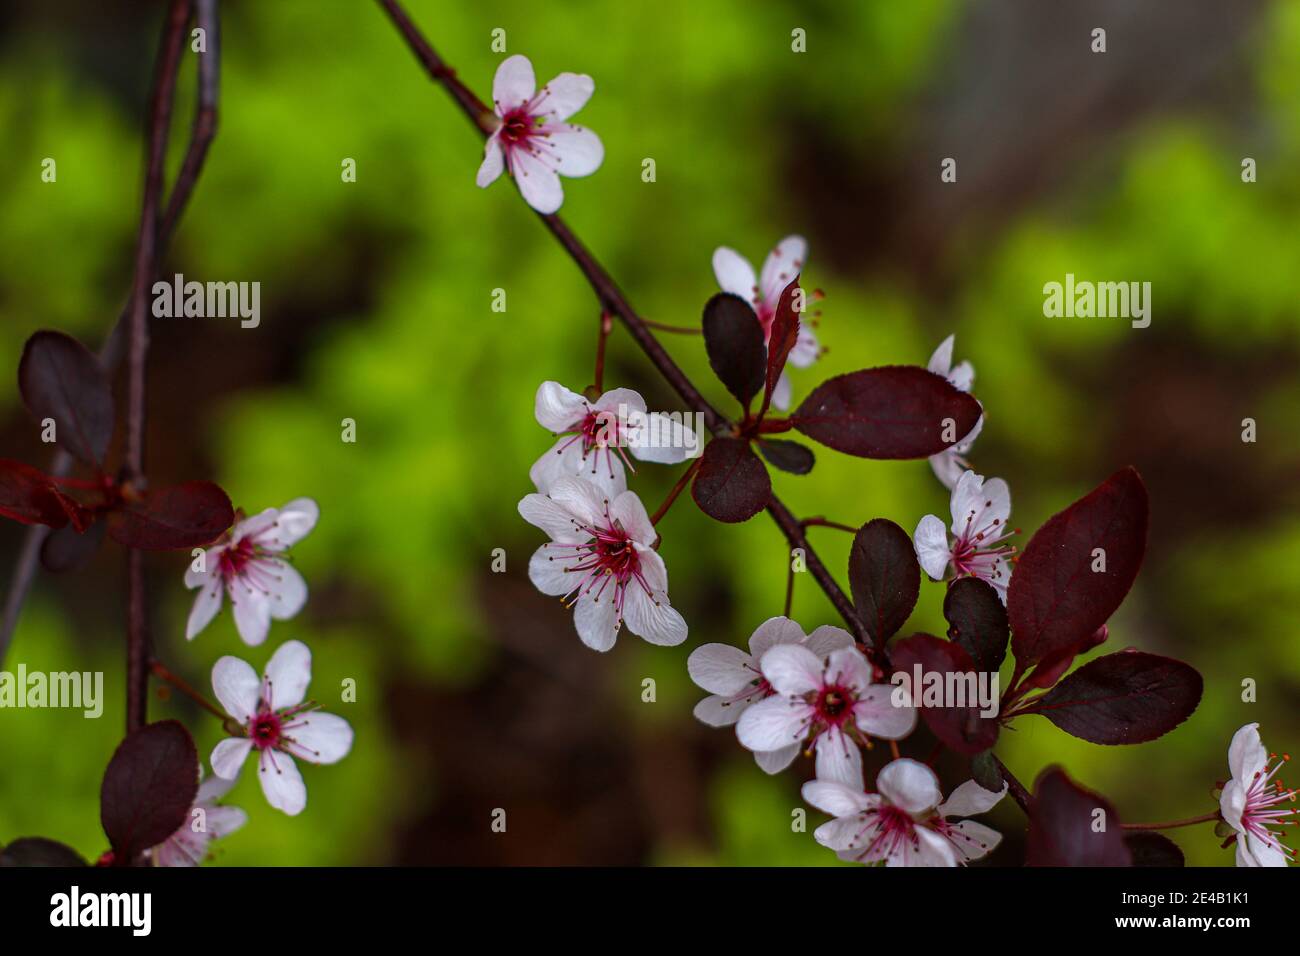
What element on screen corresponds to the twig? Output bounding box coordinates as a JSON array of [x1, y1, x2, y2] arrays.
[[0, 0, 220, 667], [650, 459, 701, 526], [1120, 811, 1220, 831], [991, 753, 1033, 815], [374, 0, 866, 648], [801, 516, 858, 534]]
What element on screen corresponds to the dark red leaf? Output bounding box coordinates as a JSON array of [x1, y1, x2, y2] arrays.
[[891, 633, 998, 755], [849, 518, 919, 648], [100, 720, 199, 863], [691, 438, 771, 523], [18, 330, 115, 467], [1125, 831, 1185, 867], [757, 438, 814, 475], [0, 837, 88, 867], [763, 276, 801, 410], [40, 518, 107, 573], [791, 366, 982, 459], [1009, 468, 1148, 669], [1019, 624, 1108, 692], [1024, 651, 1203, 745], [1026, 767, 1132, 866], [702, 293, 767, 408], [107, 481, 233, 550], [943, 577, 1010, 675], [0, 458, 87, 530]]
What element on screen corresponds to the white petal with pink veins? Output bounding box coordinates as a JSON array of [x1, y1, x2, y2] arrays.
[[946, 819, 1001, 862], [211, 655, 260, 722], [736, 695, 808, 753], [877, 758, 942, 815], [687, 643, 754, 695], [748, 615, 806, 657], [529, 72, 594, 122], [802, 779, 872, 818], [712, 247, 757, 300], [529, 441, 627, 501], [754, 743, 800, 774], [900, 825, 959, 867], [528, 544, 575, 597], [628, 412, 694, 464], [592, 386, 647, 419], [545, 124, 603, 177], [230, 589, 272, 647], [518, 491, 588, 544], [937, 779, 1006, 818], [204, 805, 249, 840], [824, 647, 873, 694], [693, 694, 743, 727], [185, 578, 224, 641], [210, 737, 253, 780], [852, 683, 917, 740], [948, 360, 975, 393], [788, 325, 820, 368], [573, 592, 620, 652], [258, 751, 307, 816], [266, 560, 308, 621], [1219, 779, 1247, 831], [184, 552, 220, 589], [814, 726, 863, 787], [623, 586, 687, 646], [1227, 722, 1267, 784], [610, 491, 655, 545], [492, 54, 536, 113], [928, 334, 955, 377], [802, 624, 855, 659], [264, 640, 312, 710], [548, 476, 607, 527], [950, 470, 1010, 535], [197, 771, 237, 804], [534, 381, 588, 432], [1245, 832, 1289, 867], [759, 235, 807, 304], [269, 498, 319, 549], [759, 643, 824, 696], [511, 146, 564, 214], [286, 711, 353, 765], [913, 514, 951, 580], [814, 814, 870, 852], [476, 135, 505, 187]]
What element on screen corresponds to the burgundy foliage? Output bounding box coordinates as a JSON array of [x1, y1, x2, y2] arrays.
[[99, 721, 199, 864], [691, 437, 771, 523], [848, 518, 919, 648]]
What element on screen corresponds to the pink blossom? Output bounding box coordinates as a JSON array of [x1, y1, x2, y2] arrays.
[[927, 334, 983, 490], [519, 476, 686, 651], [712, 235, 821, 410], [151, 772, 247, 867], [688, 616, 854, 773], [736, 643, 915, 784], [476, 54, 604, 214], [802, 757, 1006, 866], [210, 640, 354, 816], [914, 470, 1015, 602], [185, 497, 318, 646], [1220, 722, 1296, 866]]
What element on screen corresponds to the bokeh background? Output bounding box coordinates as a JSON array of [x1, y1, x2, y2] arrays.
[[1, 0, 1298, 866]]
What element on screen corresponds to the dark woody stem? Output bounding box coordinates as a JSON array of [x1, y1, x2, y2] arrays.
[[374, 0, 868, 649], [150, 658, 241, 735], [801, 517, 858, 534], [992, 754, 1034, 815], [641, 319, 703, 335], [1120, 811, 1220, 831], [591, 310, 611, 394], [650, 459, 702, 527]]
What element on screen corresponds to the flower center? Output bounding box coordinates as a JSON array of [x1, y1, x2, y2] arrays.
[[249, 710, 282, 750], [1242, 752, 1297, 858], [813, 683, 855, 729], [218, 537, 256, 579], [500, 109, 535, 145], [951, 504, 1017, 585], [545, 504, 653, 621], [556, 408, 635, 485]]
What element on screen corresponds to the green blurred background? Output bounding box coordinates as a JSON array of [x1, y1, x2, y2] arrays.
[[1, 0, 1298, 866]]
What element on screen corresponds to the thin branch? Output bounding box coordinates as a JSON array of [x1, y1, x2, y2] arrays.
[[374, 0, 866, 647], [801, 516, 858, 534], [0, 0, 220, 667], [1120, 811, 1220, 831], [650, 459, 702, 526], [124, 0, 192, 733], [992, 754, 1033, 816]]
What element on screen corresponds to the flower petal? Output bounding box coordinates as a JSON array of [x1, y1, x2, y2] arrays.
[[530, 438, 627, 498], [623, 585, 687, 646], [802, 778, 871, 817], [476, 135, 505, 187], [748, 615, 806, 657], [938, 779, 1007, 819], [229, 589, 272, 647], [712, 246, 757, 299], [693, 693, 745, 727], [770, 369, 793, 411], [211, 656, 259, 722], [802, 624, 855, 659], [913, 514, 951, 580], [284, 711, 353, 765], [528, 543, 576, 597], [852, 683, 917, 740], [265, 559, 308, 621], [548, 476, 607, 527], [759, 643, 824, 696], [758, 235, 807, 305], [754, 743, 800, 774], [511, 146, 564, 214], [204, 805, 248, 840], [257, 750, 306, 816], [927, 334, 955, 377], [518, 490, 585, 543], [950, 470, 1010, 535], [1245, 831, 1289, 867], [529, 72, 594, 122], [736, 695, 808, 753], [687, 643, 754, 695], [573, 592, 619, 652], [946, 819, 1001, 862], [264, 639, 312, 710], [814, 726, 863, 787], [534, 381, 588, 432], [877, 758, 942, 815], [544, 123, 603, 177], [1227, 722, 1267, 784], [609, 490, 656, 545], [825, 647, 873, 695], [492, 54, 535, 112], [628, 412, 695, 464], [210, 737, 252, 780], [268, 498, 318, 549], [901, 825, 959, 867], [186, 578, 224, 641]]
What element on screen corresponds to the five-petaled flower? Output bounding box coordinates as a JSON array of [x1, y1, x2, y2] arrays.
[[736, 643, 915, 783], [151, 771, 247, 867], [210, 640, 354, 816], [1220, 722, 1296, 867], [519, 476, 686, 652], [927, 334, 983, 490], [531, 381, 697, 498], [476, 54, 604, 214], [185, 497, 319, 646], [712, 235, 821, 410], [914, 470, 1015, 603], [803, 757, 1005, 867], [688, 616, 854, 773]]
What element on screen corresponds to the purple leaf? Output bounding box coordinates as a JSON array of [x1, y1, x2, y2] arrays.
[[702, 293, 767, 408], [791, 366, 982, 459], [107, 480, 234, 550], [1124, 831, 1185, 867], [849, 518, 919, 648], [1026, 767, 1132, 866], [100, 721, 199, 863], [757, 438, 814, 475], [1023, 651, 1203, 745], [1018, 624, 1108, 692], [891, 633, 998, 755], [18, 330, 115, 467], [0, 837, 88, 867], [0, 458, 88, 531], [943, 577, 1009, 675], [691, 438, 771, 523], [762, 277, 800, 411], [1009, 468, 1149, 669]]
